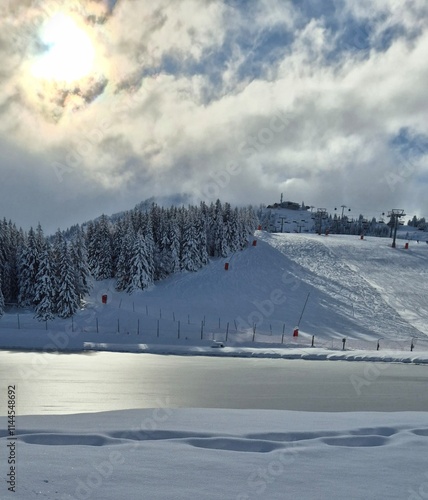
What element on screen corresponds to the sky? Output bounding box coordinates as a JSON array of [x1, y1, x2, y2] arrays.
[[1, 0, 428, 233]]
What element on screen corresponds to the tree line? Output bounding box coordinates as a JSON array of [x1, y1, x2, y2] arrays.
[[0, 200, 258, 319]]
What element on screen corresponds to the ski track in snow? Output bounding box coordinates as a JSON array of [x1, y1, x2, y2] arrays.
[[3, 425, 428, 451]]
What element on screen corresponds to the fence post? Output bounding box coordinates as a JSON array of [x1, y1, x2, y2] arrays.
[[117, 318, 120, 334], [17, 314, 20, 330], [173, 312, 175, 322], [342, 338, 346, 351], [281, 332, 284, 344], [137, 319, 140, 335], [234, 319, 237, 331], [157, 319, 160, 338], [226, 322, 229, 342], [178, 320, 180, 339], [146, 305, 148, 316], [311, 335, 315, 347], [411, 339, 414, 352], [96, 317, 99, 333], [201, 321, 204, 340]]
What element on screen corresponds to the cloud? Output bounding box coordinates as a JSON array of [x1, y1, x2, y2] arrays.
[[0, 0, 428, 232]]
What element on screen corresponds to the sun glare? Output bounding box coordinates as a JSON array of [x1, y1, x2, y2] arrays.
[[32, 13, 95, 83]]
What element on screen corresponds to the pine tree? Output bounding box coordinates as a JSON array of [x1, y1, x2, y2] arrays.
[[195, 211, 209, 266], [168, 218, 181, 273], [87, 215, 114, 280], [6, 221, 21, 303], [0, 281, 4, 318], [0, 220, 8, 304], [55, 240, 80, 318], [115, 222, 135, 292], [213, 217, 229, 258], [127, 232, 154, 292], [156, 228, 172, 280], [35, 223, 45, 254], [226, 206, 240, 253], [180, 213, 201, 272], [0, 220, 19, 303], [152, 208, 168, 280], [18, 228, 40, 307], [70, 228, 91, 300], [34, 241, 56, 321], [140, 216, 155, 279]]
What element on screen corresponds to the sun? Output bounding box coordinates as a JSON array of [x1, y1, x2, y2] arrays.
[[31, 13, 96, 83]]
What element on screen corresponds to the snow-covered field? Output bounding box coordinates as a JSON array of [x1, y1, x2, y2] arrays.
[[2, 409, 428, 499], [1, 232, 428, 499]]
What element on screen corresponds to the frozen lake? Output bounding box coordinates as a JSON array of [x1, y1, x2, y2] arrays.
[[1, 351, 428, 415]]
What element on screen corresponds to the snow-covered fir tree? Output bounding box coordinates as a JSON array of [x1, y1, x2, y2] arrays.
[[55, 240, 80, 318], [195, 210, 209, 266], [0, 220, 20, 303], [213, 216, 229, 258], [33, 240, 56, 321], [87, 215, 114, 280], [180, 212, 201, 272], [152, 207, 169, 280], [18, 227, 40, 307], [139, 213, 155, 278], [115, 221, 135, 292], [127, 231, 154, 292], [168, 218, 181, 273], [0, 277, 4, 317], [70, 228, 91, 300], [156, 227, 172, 280]]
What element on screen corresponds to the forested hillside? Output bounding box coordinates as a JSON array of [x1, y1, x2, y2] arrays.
[[0, 200, 257, 319]]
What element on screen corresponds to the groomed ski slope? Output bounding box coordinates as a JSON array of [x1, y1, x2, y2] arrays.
[[257, 231, 428, 340]]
